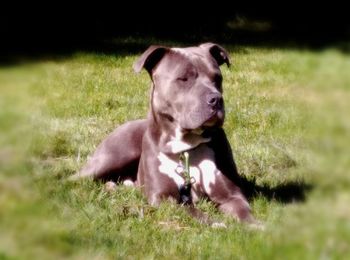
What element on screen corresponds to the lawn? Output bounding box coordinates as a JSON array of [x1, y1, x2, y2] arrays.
[[1, 39, 349, 259]]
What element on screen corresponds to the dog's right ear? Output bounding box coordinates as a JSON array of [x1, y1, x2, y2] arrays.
[[133, 46, 168, 75]]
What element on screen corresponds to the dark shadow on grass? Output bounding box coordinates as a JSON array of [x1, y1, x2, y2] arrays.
[[2, 20, 350, 66], [3, 34, 350, 64], [2, 2, 350, 67], [0, 38, 153, 67], [240, 178, 313, 203]]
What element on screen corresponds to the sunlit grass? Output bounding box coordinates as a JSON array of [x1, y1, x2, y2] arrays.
[[0, 42, 349, 259]]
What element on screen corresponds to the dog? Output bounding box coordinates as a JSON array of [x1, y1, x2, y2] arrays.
[[70, 43, 261, 228]]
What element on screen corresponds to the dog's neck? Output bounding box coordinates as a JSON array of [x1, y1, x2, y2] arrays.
[[147, 111, 211, 154], [164, 126, 211, 154]]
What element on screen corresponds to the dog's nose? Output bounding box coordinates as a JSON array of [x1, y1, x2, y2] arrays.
[[207, 93, 223, 109]]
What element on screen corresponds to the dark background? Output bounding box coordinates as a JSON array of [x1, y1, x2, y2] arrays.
[[1, 1, 349, 61]]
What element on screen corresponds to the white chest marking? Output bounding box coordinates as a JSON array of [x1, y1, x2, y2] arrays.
[[157, 146, 219, 201], [158, 152, 185, 187], [197, 159, 218, 193], [165, 126, 211, 154]]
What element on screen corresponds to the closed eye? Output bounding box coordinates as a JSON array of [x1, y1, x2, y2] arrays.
[[177, 77, 188, 82]]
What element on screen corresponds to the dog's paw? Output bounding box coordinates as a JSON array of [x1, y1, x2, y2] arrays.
[[211, 222, 227, 229], [105, 181, 117, 193], [123, 179, 135, 187]]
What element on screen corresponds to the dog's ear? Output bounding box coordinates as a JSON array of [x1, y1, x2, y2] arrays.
[[200, 43, 230, 67], [133, 46, 169, 74]]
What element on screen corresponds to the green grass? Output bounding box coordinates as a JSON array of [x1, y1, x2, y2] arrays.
[[1, 41, 350, 259]]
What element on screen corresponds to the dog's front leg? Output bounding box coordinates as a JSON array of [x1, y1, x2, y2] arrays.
[[217, 194, 254, 223], [205, 172, 261, 226], [210, 183, 264, 229]]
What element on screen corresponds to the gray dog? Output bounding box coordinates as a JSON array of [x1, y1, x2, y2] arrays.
[[70, 43, 261, 228]]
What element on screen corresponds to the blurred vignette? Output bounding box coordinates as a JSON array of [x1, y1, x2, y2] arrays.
[[1, 4, 349, 259]]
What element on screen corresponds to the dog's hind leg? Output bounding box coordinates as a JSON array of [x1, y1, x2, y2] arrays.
[[69, 119, 147, 181]]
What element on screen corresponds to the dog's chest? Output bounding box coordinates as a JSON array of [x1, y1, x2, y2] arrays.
[[157, 144, 219, 201]]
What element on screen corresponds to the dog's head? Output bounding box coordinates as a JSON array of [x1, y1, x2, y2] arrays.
[[134, 43, 230, 152]]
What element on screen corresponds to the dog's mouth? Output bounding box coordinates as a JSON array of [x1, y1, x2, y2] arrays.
[[183, 108, 225, 133], [203, 109, 225, 127]]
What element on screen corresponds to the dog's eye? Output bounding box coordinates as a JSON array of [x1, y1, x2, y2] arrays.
[[177, 77, 188, 82]]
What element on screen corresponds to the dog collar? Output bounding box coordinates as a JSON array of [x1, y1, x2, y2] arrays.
[[176, 152, 195, 205]]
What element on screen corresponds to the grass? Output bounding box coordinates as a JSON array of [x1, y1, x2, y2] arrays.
[[1, 40, 350, 259]]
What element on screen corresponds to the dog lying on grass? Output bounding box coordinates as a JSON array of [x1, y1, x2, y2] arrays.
[[70, 43, 263, 229]]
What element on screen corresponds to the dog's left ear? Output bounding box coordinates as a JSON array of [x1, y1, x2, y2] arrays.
[[200, 43, 230, 67]]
